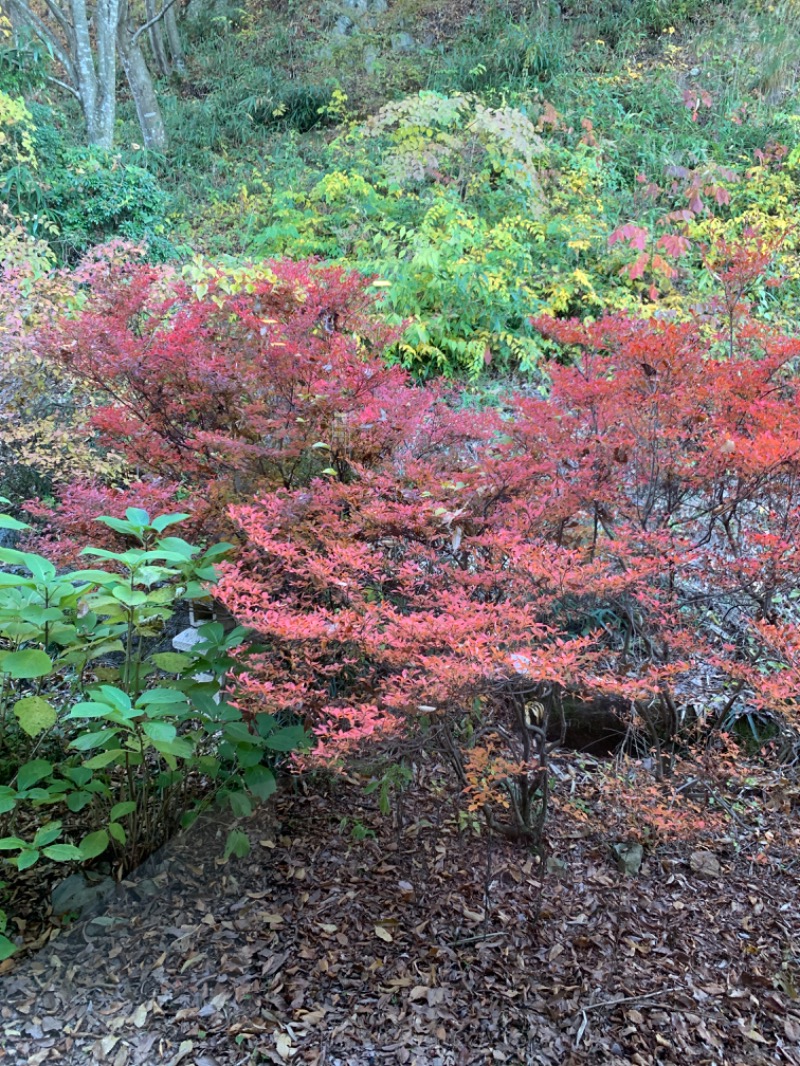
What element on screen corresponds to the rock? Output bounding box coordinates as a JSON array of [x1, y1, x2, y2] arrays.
[[391, 31, 416, 53], [51, 872, 116, 917], [334, 14, 356, 36], [0, 527, 20, 549], [546, 855, 569, 878], [613, 842, 643, 876], [364, 44, 380, 74], [172, 626, 202, 653], [690, 850, 721, 879]]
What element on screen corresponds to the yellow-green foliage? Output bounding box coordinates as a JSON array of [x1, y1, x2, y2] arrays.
[[0, 90, 35, 172], [0, 224, 120, 496]]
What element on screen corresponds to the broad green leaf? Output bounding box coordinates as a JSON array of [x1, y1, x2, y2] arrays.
[[1, 649, 52, 679], [233, 747, 263, 769], [152, 537, 196, 560], [67, 701, 115, 719], [108, 822, 126, 845], [0, 836, 27, 851], [151, 737, 194, 759], [83, 749, 126, 769], [151, 513, 190, 532], [16, 850, 40, 870], [224, 721, 257, 745], [137, 688, 188, 706], [66, 791, 93, 812], [142, 721, 177, 743], [43, 843, 84, 862], [17, 760, 53, 792], [263, 725, 308, 752], [0, 934, 16, 960], [95, 516, 140, 537], [110, 801, 137, 821], [19, 606, 63, 625], [228, 791, 252, 818], [63, 766, 93, 787], [0, 514, 28, 531], [150, 652, 193, 672], [70, 728, 120, 751], [125, 507, 151, 527], [0, 548, 55, 582], [95, 686, 132, 713], [13, 696, 57, 737], [0, 573, 31, 587], [33, 821, 63, 847], [110, 587, 148, 608], [78, 830, 109, 860], [197, 622, 225, 644], [223, 828, 250, 861], [244, 765, 277, 801]]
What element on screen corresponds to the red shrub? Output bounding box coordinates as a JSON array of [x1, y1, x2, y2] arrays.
[[37, 249, 800, 838]]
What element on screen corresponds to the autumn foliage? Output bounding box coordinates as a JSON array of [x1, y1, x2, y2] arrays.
[[35, 250, 800, 838]]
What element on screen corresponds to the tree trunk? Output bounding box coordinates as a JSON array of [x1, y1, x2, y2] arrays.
[[145, 0, 171, 77], [164, 1, 186, 75], [96, 0, 121, 146], [118, 0, 168, 150]]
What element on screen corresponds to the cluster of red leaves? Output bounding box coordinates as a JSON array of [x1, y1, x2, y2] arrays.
[[23, 479, 193, 564], [610, 162, 741, 292], [36, 252, 800, 834]]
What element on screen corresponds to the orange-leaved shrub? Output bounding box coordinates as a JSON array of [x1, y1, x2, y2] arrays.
[[33, 249, 800, 840]]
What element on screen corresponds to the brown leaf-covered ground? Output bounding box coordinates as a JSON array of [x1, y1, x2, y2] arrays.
[[1, 758, 800, 1065]]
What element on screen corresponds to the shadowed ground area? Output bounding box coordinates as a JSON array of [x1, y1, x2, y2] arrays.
[[1, 762, 800, 1066]]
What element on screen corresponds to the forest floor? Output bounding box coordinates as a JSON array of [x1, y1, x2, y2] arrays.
[[1, 758, 800, 1066]]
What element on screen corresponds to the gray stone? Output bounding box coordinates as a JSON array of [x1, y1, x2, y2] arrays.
[[546, 855, 569, 879], [51, 872, 116, 917], [613, 841, 643, 876], [334, 14, 356, 36], [690, 850, 721, 879], [172, 626, 202, 653], [391, 31, 416, 53]]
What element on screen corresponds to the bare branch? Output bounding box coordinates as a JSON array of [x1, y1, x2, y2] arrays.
[[47, 74, 81, 99], [42, 0, 73, 39], [130, 0, 180, 48]]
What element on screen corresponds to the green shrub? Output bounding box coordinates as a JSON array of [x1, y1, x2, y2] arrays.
[[0, 506, 307, 959], [42, 148, 173, 260]]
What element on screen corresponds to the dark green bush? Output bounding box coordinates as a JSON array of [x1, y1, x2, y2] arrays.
[[43, 148, 173, 261]]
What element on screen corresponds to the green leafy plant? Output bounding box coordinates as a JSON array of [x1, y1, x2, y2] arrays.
[[41, 147, 172, 261], [0, 506, 307, 957]]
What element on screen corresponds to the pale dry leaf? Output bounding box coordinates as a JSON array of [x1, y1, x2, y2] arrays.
[[167, 1040, 194, 1066], [130, 1003, 148, 1028], [275, 1032, 293, 1060], [744, 1029, 768, 1044]]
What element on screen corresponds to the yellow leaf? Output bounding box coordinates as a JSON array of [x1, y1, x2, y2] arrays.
[[374, 925, 393, 942]]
